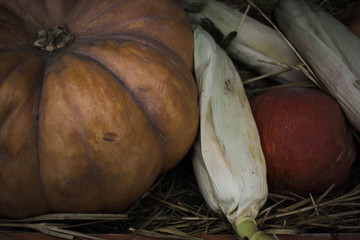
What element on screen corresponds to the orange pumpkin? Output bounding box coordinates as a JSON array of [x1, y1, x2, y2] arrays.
[[0, 0, 199, 218]]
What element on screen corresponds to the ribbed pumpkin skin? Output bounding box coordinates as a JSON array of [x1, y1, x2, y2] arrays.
[[0, 0, 198, 218]]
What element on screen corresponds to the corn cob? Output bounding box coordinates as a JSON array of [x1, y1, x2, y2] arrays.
[[192, 25, 273, 240], [274, 0, 360, 131], [179, 0, 307, 84]]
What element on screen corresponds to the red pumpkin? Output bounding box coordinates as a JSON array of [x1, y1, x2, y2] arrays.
[[0, 0, 199, 218], [250, 87, 356, 196]]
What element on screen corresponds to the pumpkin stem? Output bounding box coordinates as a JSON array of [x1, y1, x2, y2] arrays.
[[33, 25, 74, 53]]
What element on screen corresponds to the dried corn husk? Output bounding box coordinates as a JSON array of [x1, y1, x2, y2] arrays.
[[274, 0, 360, 131], [179, 0, 307, 84], [192, 25, 273, 240]]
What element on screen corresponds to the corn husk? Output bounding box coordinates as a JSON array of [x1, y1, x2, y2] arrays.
[[192, 25, 273, 240], [274, 0, 360, 131], [179, 0, 307, 84]]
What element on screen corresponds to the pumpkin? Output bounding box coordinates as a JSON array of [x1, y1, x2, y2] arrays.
[[0, 0, 199, 218], [250, 87, 357, 197]]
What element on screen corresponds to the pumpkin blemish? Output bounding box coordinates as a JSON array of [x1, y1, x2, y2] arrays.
[[103, 132, 119, 142]]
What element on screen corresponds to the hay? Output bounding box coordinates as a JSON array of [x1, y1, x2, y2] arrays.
[[0, 159, 232, 239], [1, 157, 359, 239]]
